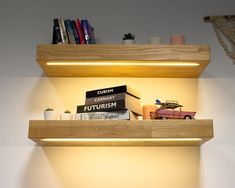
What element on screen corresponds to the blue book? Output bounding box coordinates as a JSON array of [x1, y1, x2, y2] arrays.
[[64, 19, 76, 44], [81, 19, 96, 44]]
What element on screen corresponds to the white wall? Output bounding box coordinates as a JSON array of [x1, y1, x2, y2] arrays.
[[1, 0, 235, 188]]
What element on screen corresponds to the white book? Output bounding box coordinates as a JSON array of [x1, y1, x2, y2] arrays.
[[58, 18, 69, 44], [75, 110, 138, 120]]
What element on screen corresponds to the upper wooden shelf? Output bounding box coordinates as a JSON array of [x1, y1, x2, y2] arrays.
[[37, 44, 210, 78], [28, 119, 213, 146]]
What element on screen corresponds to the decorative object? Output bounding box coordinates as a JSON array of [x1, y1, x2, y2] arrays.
[[143, 105, 157, 119], [204, 15, 235, 62], [60, 110, 73, 120], [150, 99, 196, 120], [122, 33, 135, 44], [149, 36, 162, 44], [44, 108, 58, 120], [170, 34, 185, 45]]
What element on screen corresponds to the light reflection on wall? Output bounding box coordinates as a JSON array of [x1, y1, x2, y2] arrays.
[[30, 78, 198, 118], [40, 147, 200, 188]]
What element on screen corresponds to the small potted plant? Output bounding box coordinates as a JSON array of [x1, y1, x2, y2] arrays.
[[60, 110, 73, 120], [122, 33, 135, 44], [44, 108, 58, 120]]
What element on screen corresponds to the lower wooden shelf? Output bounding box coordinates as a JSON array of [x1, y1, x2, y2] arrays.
[[28, 119, 213, 146]]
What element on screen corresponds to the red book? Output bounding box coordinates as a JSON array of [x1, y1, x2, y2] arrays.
[[75, 19, 85, 44]]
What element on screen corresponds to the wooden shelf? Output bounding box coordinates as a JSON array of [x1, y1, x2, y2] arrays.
[[28, 119, 213, 146], [37, 44, 210, 78]]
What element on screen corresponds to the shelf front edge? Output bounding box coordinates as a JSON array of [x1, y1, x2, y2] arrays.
[[37, 44, 210, 78], [28, 119, 213, 146]]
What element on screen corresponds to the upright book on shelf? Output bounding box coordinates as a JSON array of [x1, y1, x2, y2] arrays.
[[52, 24, 57, 44], [52, 19, 63, 44], [58, 18, 69, 44], [86, 85, 141, 99], [71, 20, 80, 44], [75, 19, 85, 44], [64, 19, 76, 44], [81, 19, 96, 44]]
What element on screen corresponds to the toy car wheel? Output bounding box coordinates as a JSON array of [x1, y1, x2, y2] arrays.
[[184, 115, 192, 119], [162, 116, 168, 120]]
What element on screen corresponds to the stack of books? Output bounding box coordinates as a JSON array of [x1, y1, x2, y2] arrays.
[[75, 85, 142, 120], [52, 18, 96, 45]]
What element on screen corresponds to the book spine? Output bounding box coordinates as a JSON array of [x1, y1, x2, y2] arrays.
[[71, 20, 80, 44], [64, 19, 76, 44], [75, 110, 132, 120], [85, 93, 126, 105], [86, 85, 127, 98], [58, 18, 69, 44], [75, 19, 85, 44], [52, 24, 57, 44], [53, 19, 63, 44], [77, 100, 126, 113], [81, 19, 96, 44]]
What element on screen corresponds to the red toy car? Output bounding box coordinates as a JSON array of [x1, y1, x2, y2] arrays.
[[150, 108, 196, 119], [150, 100, 196, 119]]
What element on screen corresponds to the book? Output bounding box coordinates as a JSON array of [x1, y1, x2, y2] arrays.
[[81, 19, 96, 44], [85, 92, 140, 105], [52, 19, 63, 44], [58, 18, 69, 44], [64, 19, 76, 44], [75, 110, 138, 120], [75, 19, 85, 44], [86, 85, 140, 99], [52, 24, 57, 44], [71, 20, 80, 44], [77, 99, 142, 115]]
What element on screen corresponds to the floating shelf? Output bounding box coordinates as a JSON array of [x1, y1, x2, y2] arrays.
[[37, 44, 210, 78], [28, 119, 213, 146]]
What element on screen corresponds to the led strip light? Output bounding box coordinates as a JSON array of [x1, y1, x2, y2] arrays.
[[41, 138, 202, 142], [46, 61, 200, 67]]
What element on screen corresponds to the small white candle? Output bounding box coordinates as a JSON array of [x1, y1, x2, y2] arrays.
[[149, 36, 162, 44]]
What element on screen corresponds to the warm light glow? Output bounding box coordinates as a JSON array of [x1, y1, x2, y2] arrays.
[[46, 61, 200, 67], [41, 138, 202, 142]]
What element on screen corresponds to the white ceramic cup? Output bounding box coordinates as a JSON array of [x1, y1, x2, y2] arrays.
[[44, 111, 58, 120], [60, 113, 73, 120]]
